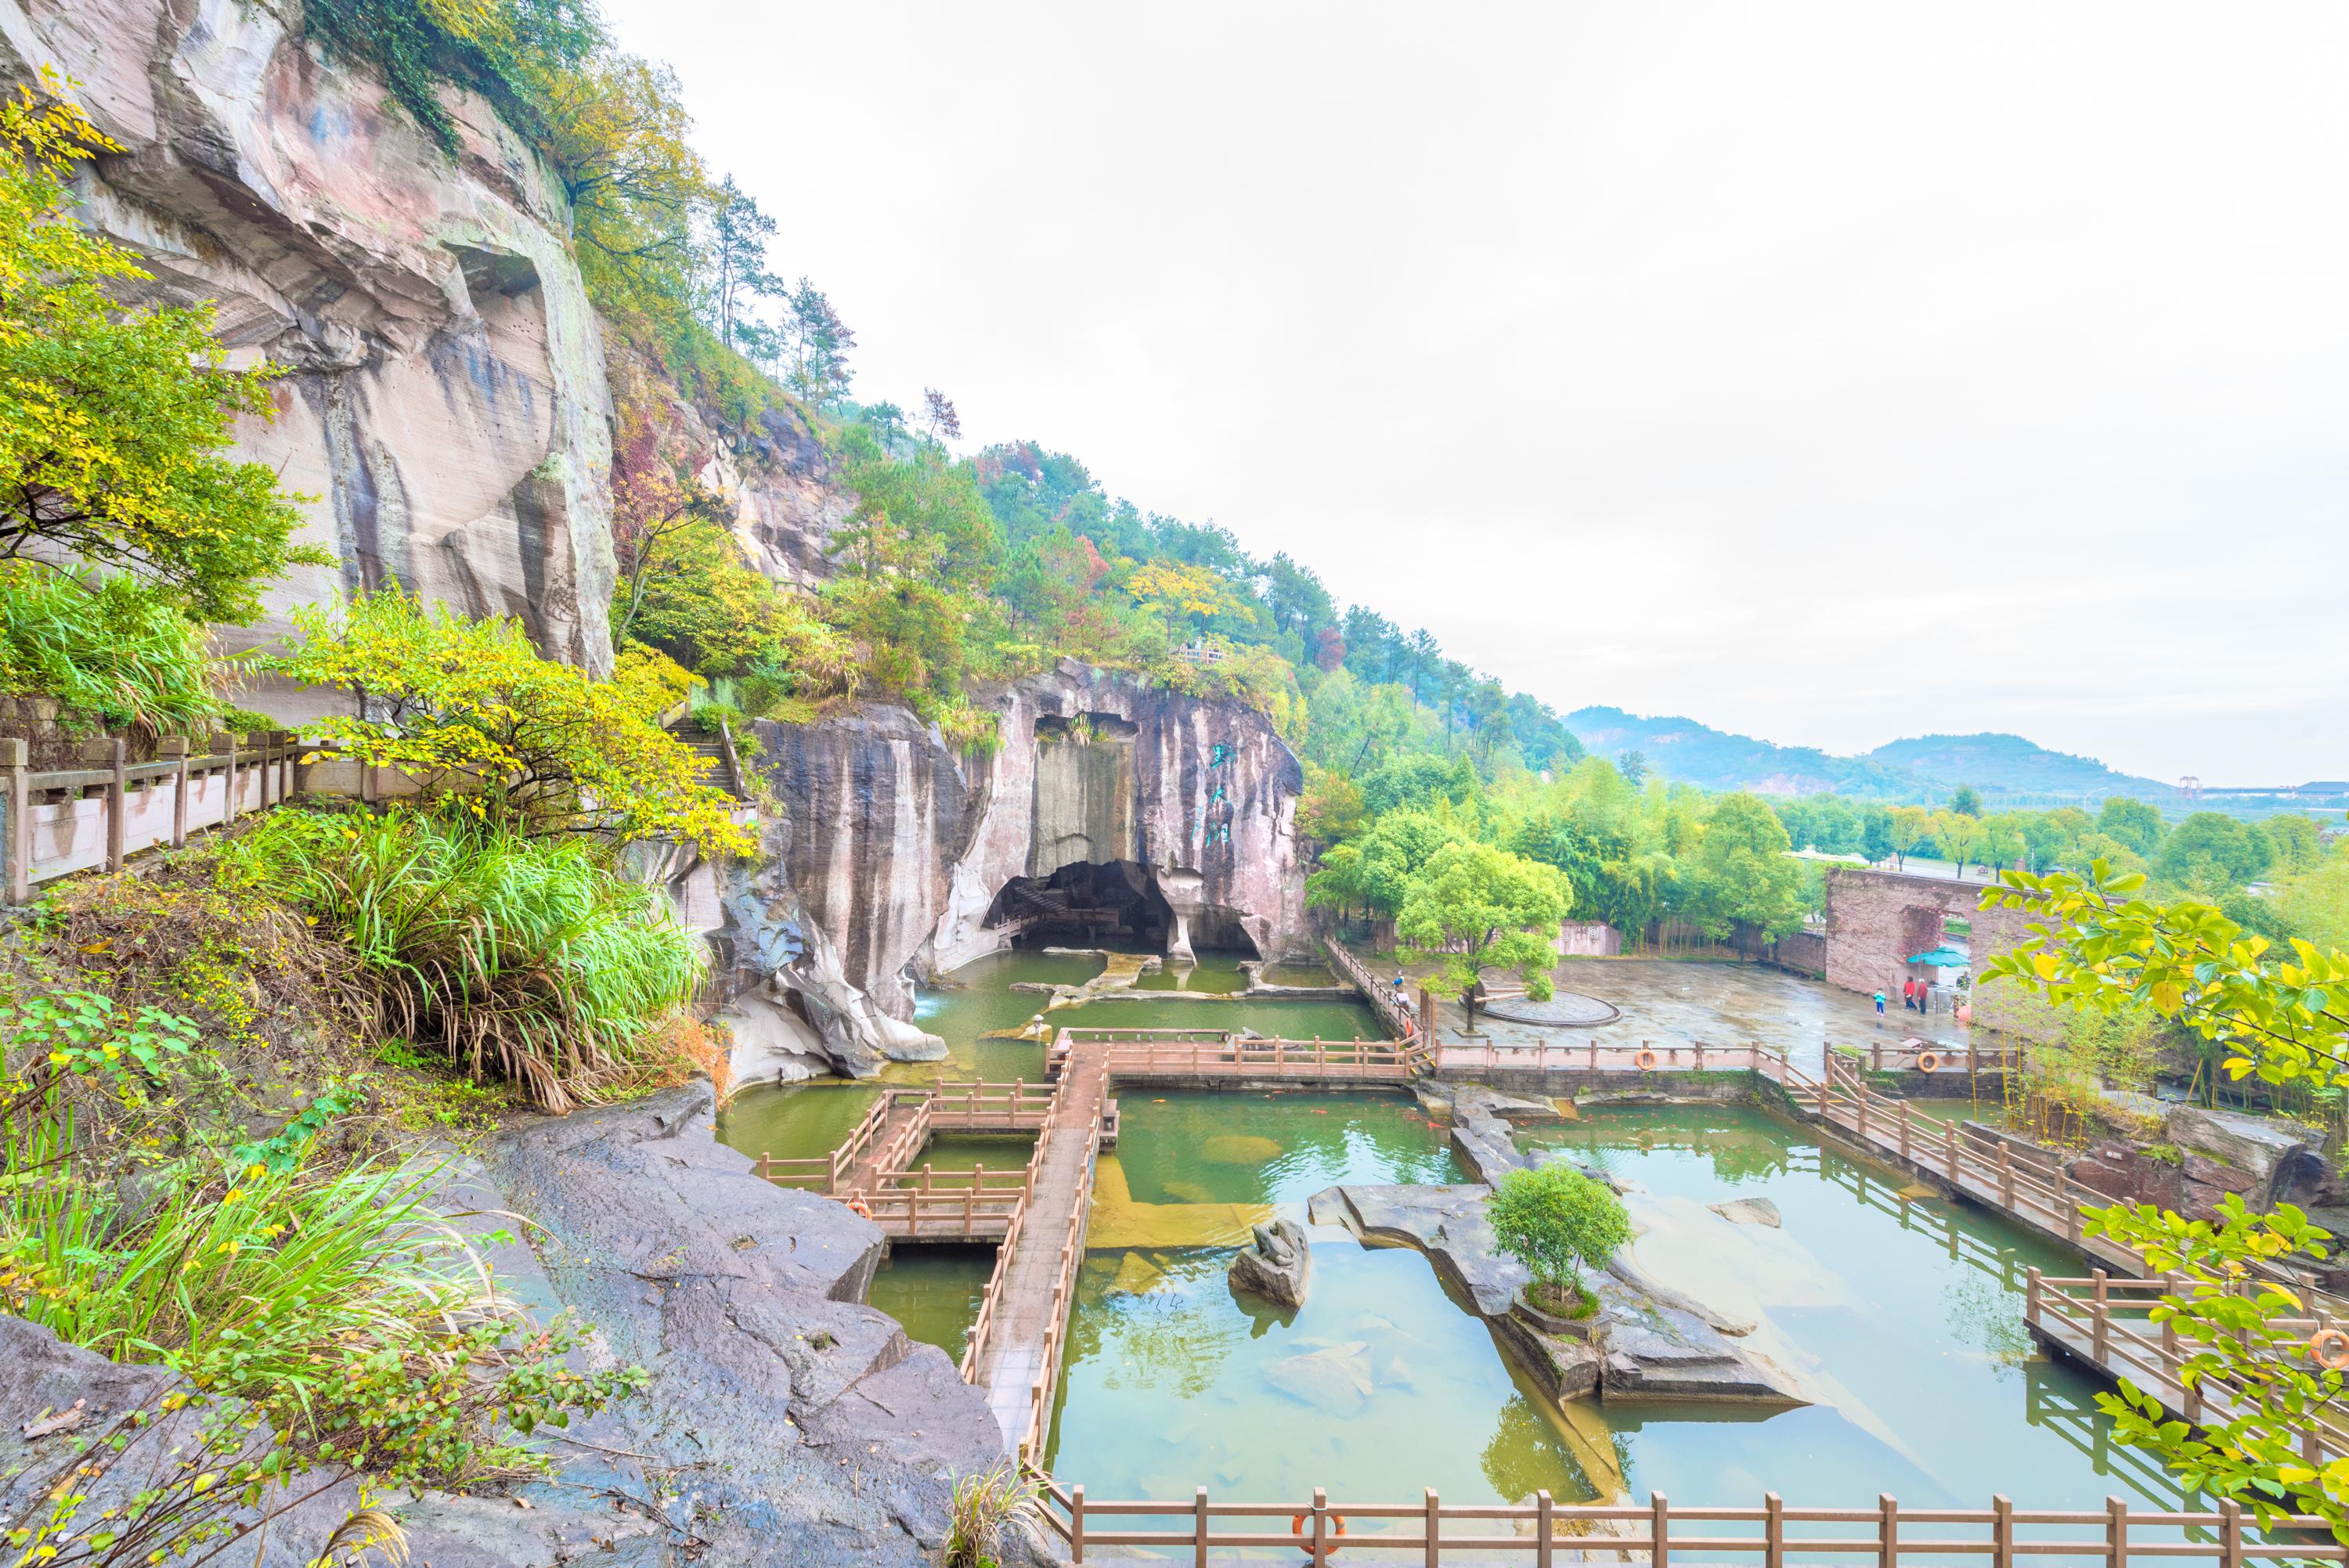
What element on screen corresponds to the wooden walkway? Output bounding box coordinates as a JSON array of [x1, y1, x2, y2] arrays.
[[2025, 1271, 2345, 1469], [965, 1043, 1109, 1451]]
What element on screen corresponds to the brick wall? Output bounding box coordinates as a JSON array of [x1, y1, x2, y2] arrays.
[[1823, 866, 2065, 1044], [1966, 896, 2066, 1045]]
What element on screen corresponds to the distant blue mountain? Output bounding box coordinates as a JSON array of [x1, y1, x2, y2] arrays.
[[1564, 708, 2174, 804]]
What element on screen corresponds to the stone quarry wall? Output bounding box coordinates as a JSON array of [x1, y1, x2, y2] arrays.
[[718, 663, 1309, 1081], [6, 0, 618, 707], [5, 1, 851, 708]]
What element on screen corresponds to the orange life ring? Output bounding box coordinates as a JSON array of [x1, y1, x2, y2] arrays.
[[1915, 1051, 1942, 1073], [1633, 1049, 1658, 1071], [2311, 1327, 2349, 1370], [845, 1197, 873, 1219], [1291, 1511, 1348, 1544]]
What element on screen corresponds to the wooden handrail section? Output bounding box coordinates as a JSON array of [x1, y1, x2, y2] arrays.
[[1034, 1486, 2340, 1566]]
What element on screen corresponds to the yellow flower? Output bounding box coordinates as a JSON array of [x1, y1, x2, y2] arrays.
[[222, 1188, 244, 1204]]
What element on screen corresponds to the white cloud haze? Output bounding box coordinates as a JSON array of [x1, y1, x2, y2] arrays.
[[598, 1, 2349, 785]]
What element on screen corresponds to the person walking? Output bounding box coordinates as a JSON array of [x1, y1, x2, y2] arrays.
[[1874, 989, 1886, 1017]]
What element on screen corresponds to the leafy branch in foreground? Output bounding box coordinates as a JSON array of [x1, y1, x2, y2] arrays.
[[1979, 861, 2349, 1095], [2084, 1195, 2344, 1535], [1983, 863, 2349, 1535]]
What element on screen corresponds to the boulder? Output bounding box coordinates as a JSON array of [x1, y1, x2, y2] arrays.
[[1449, 1083, 1571, 1124], [2164, 1106, 2321, 1209], [472, 1083, 1009, 1566], [1450, 1112, 1530, 1187], [1229, 1217, 1313, 1309], [1709, 1196, 1782, 1227]]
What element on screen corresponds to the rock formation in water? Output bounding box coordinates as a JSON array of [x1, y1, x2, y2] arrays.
[[1228, 1215, 1312, 1309], [715, 661, 1311, 1080]]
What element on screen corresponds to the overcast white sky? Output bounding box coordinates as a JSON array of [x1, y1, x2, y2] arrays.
[[599, 2, 2348, 785]]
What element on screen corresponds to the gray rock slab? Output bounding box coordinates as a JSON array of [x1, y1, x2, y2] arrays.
[[1709, 1195, 1782, 1227]]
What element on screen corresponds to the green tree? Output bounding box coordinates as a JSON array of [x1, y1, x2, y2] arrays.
[[1683, 793, 1807, 946], [1860, 804, 1898, 864], [2262, 813, 2328, 877], [2098, 796, 2167, 857], [264, 589, 753, 858], [1486, 1162, 1631, 1313], [1396, 842, 1570, 1030], [0, 83, 318, 623], [2153, 811, 2273, 893], [1948, 784, 1983, 816]]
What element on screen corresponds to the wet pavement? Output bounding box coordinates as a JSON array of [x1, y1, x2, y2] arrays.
[[1349, 950, 1968, 1076]]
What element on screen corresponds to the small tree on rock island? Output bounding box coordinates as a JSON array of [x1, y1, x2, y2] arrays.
[[1488, 1162, 1630, 1317], [1396, 841, 1570, 1031]]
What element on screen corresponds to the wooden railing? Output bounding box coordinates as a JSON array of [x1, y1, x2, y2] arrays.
[[1446, 1039, 1782, 1074], [1052, 1028, 1429, 1080], [2026, 1271, 2345, 1466], [1018, 1119, 1099, 1459], [1036, 1483, 2344, 1566], [1322, 934, 1416, 1041], [2, 732, 303, 900], [1788, 1058, 2347, 1317], [752, 1089, 919, 1194], [923, 1079, 1057, 1129]]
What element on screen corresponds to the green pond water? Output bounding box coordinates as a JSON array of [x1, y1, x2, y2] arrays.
[[718, 950, 2205, 1540], [716, 949, 1380, 1162]]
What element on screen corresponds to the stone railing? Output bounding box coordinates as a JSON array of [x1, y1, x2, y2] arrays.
[[2, 732, 308, 902]]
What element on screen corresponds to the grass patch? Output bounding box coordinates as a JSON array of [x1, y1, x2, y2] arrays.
[[0, 562, 235, 737], [220, 806, 707, 1112]]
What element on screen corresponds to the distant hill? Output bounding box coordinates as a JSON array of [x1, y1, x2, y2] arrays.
[[1565, 708, 2175, 805]]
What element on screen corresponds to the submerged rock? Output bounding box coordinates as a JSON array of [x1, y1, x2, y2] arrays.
[[1264, 1340, 1374, 1415], [1228, 1217, 1313, 1309], [1710, 1195, 1782, 1227]]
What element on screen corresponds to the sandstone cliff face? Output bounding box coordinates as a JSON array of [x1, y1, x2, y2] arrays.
[[717, 663, 1310, 1080], [5, 0, 616, 705]]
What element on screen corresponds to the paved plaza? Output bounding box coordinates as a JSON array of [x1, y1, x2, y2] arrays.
[[1348, 949, 1968, 1076]]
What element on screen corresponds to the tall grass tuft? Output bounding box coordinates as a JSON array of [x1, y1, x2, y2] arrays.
[[944, 1461, 1045, 1568], [222, 807, 705, 1110], [0, 1070, 640, 1489], [0, 561, 231, 735]]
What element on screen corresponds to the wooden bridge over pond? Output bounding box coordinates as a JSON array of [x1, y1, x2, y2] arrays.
[[757, 1020, 2343, 1473], [756, 1026, 1436, 1455]]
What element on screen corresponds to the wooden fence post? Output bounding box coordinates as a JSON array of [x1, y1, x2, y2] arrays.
[[1193, 1487, 1208, 1568], [1650, 1492, 1669, 1568], [1993, 1494, 2013, 1568], [1535, 1490, 1553, 1568], [2026, 1267, 2041, 1328], [1899, 1100, 1912, 1162], [2092, 1270, 2110, 1362], [1424, 1488, 1440, 1568], [1312, 1487, 1330, 1568], [2105, 1496, 2127, 1568], [2218, 1499, 2242, 1568], [1764, 1492, 1784, 1568], [1997, 1143, 2015, 1208], [222, 732, 240, 824], [1878, 1494, 1898, 1568], [1070, 1483, 1084, 1564], [2, 738, 28, 904]]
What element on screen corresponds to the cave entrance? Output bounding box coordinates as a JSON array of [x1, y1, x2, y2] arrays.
[[985, 861, 1177, 950]]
